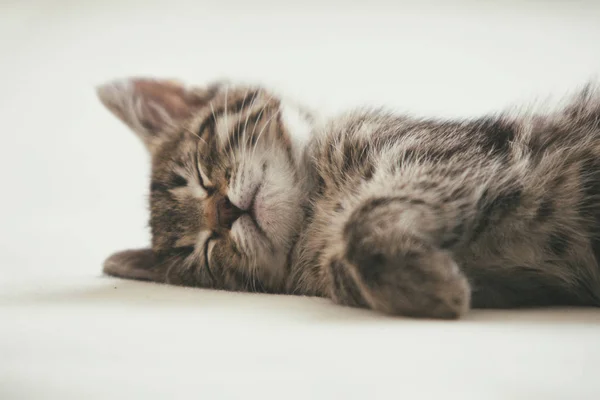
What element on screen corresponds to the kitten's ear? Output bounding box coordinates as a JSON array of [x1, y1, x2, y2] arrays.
[[103, 248, 166, 283], [96, 78, 213, 153]]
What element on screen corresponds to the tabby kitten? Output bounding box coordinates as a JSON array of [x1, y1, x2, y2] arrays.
[[98, 78, 600, 319]]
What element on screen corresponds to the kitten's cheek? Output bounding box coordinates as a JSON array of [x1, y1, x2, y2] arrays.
[[230, 215, 270, 257], [230, 219, 244, 248]]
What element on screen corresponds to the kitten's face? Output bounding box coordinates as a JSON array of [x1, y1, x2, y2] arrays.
[[98, 79, 312, 293]]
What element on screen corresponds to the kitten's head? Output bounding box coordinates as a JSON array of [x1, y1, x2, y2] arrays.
[[98, 78, 312, 293]]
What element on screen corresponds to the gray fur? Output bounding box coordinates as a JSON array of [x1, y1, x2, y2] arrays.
[[98, 78, 600, 319]]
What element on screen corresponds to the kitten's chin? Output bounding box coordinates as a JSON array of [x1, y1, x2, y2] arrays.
[[231, 179, 303, 264], [231, 213, 291, 291]]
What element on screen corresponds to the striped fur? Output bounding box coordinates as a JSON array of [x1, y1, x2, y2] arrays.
[[98, 78, 600, 318]]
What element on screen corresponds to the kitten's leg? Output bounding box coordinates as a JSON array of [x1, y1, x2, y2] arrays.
[[326, 196, 471, 319]]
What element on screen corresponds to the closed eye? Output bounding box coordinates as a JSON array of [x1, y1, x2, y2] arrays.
[[171, 174, 188, 188], [195, 152, 213, 190], [204, 236, 217, 284]]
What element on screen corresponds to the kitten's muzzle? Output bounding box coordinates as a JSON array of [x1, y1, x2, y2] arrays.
[[205, 194, 244, 232], [206, 189, 264, 235], [215, 196, 244, 230]]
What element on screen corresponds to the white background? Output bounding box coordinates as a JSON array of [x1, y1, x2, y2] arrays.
[[1, 1, 600, 399]]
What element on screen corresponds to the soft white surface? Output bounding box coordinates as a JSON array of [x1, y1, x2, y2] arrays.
[[1, 1, 600, 399]]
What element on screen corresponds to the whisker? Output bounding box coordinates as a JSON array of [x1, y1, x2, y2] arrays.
[[161, 118, 208, 147], [251, 107, 281, 161], [249, 265, 256, 293], [160, 252, 188, 284], [209, 101, 218, 125], [246, 94, 275, 159], [222, 84, 229, 154], [242, 89, 262, 157], [228, 87, 251, 164], [209, 100, 219, 146], [188, 127, 209, 146]]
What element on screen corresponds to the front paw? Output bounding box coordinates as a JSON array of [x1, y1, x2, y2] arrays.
[[330, 234, 471, 319]]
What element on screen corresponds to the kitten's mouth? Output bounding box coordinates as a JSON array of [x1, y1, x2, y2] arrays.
[[247, 184, 261, 219], [247, 184, 270, 242]]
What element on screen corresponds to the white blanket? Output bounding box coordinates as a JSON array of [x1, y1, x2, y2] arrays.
[[2, 277, 600, 399]]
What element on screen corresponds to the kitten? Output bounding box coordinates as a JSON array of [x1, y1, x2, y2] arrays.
[[98, 78, 600, 319]]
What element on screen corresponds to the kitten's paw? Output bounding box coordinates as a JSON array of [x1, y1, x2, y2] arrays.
[[331, 234, 471, 319]]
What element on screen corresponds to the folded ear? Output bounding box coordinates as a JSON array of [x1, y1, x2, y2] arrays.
[[103, 248, 166, 283], [96, 78, 214, 153]]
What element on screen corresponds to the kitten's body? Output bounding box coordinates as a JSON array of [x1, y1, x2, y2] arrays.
[[99, 79, 600, 318]]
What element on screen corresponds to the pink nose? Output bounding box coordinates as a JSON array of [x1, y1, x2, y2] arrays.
[[216, 196, 243, 230]]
